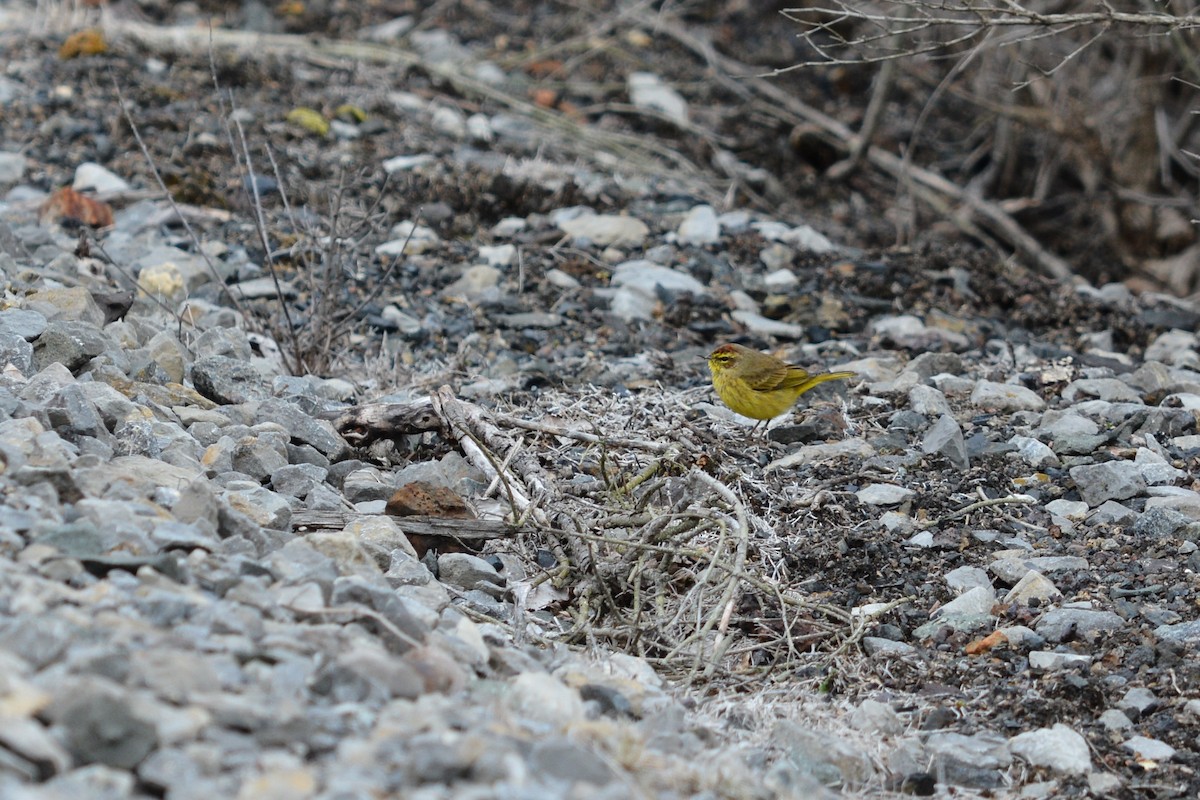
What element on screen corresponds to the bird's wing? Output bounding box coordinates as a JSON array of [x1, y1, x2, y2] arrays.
[[744, 363, 803, 392], [775, 365, 818, 391]]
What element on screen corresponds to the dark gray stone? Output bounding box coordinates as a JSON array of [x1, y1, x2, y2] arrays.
[[1035, 607, 1125, 642], [0, 307, 48, 340], [34, 320, 112, 372], [256, 398, 348, 457], [191, 356, 272, 405], [271, 463, 328, 497], [54, 684, 159, 768], [0, 330, 33, 375], [45, 383, 109, 440]]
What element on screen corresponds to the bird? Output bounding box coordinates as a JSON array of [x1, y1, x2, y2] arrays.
[[705, 343, 855, 435]]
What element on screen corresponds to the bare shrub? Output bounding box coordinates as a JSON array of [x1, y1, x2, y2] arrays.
[[783, 1, 1200, 292]]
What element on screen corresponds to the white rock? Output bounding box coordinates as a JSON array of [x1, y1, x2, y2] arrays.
[[1145, 329, 1197, 365], [970, 380, 1047, 412], [762, 266, 798, 290], [627, 72, 688, 124], [944, 565, 991, 594], [934, 585, 995, 618], [728, 311, 807, 339], [1134, 447, 1185, 485], [375, 221, 440, 255], [780, 224, 836, 253], [1010, 435, 1060, 468], [491, 217, 527, 237], [478, 244, 516, 267], [610, 261, 706, 295], [1123, 735, 1176, 762], [1028, 651, 1092, 670], [855, 483, 915, 506], [73, 162, 130, 193], [1004, 570, 1061, 605], [382, 154, 436, 173], [560, 214, 650, 247], [431, 105, 467, 139], [466, 113, 493, 143], [675, 205, 720, 245], [1009, 724, 1091, 775], [0, 151, 26, 185]]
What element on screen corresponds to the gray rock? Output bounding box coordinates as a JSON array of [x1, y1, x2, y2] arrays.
[[1123, 735, 1176, 762], [1009, 724, 1091, 775], [849, 698, 905, 735], [266, 542, 336, 585], [342, 467, 395, 503], [393, 451, 486, 495], [1088, 500, 1137, 524], [129, 648, 222, 704], [311, 639, 424, 702], [610, 260, 705, 296], [330, 575, 429, 650], [222, 486, 291, 530], [344, 516, 420, 566], [50, 682, 159, 769], [0, 151, 27, 185], [1135, 447, 1186, 484], [1154, 618, 1200, 644], [1118, 687, 1159, 717], [1133, 506, 1194, 539], [936, 585, 995, 618], [1035, 606, 1124, 642], [255, 398, 347, 457], [925, 730, 1011, 788], [271, 463, 328, 497], [1009, 435, 1059, 468], [675, 204, 720, 245], [74, 162, 131, 193], [1062, 378, 1144, 403], [855, 483, 915, 506], [872, 315, 969, 352], [191, 356, 272, 404], [506, 671, 585, 728], [438, 552, 505, 594], [529, 739, 617, 787], [628, 72, 688, 124], [231, 435, 289, 481], [44, 383, 108, 441], [922, 414, 969, 469], [1098, 709, 1133, 731], [34, 320, 112, 372], [1144, 329, 1197, 364], [0, 330, 34, 376], [137, 748, 204, 795], [970, 380, 1046, 411], [1004, 570, 1061, 604], [190, 326, 252, 360], [609, 284, 658, 321], [1028, 651, 1092, 670], [1037, 409, 1100, 438], [32, 764, 138, 799], [1069, 461, 1146, 507], [729, 310, 809, 339], [945, 565, 992, 593], [560, 215, 650, 248], [774, 720, 876, 789], [908, 384, 952, 417], [25, 287, 105, 326]]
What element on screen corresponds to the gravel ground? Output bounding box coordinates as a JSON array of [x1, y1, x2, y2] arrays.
[[1, 3, 1199, 799]]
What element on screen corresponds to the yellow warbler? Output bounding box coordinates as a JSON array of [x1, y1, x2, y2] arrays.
[[706, 343, 854, 432]]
